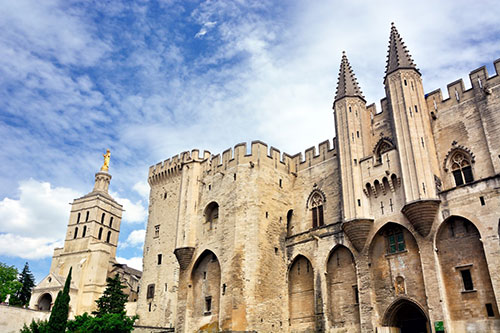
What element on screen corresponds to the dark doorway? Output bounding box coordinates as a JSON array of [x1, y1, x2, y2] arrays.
[[38, 293, 52, 311], [385, 300, 429, 333]]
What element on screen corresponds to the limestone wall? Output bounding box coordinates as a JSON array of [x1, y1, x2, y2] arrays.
[[0, 305, 50, 333]]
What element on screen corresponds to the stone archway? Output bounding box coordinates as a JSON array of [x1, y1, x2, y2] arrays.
[[383, 298, 430, 333], [37, 293, 52, 311], [288, 255, 315, 332]]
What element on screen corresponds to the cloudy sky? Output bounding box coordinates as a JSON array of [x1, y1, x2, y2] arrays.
[[1, 0, 499, 282]]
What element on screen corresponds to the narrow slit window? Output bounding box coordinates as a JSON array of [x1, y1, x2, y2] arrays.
[[74, 227, 78, 239], [77, 212, 81, 224], [480, 196, 485, 206], [82, 226, 87, 238], [85, 211, 89, 222], [106, 231, 111, 243], [98, 227, 103, 240], [205, 296, 212, 314], [157, 254, 162, 265], [101, 213, 105, 224], [486, 303, 495, 317], [109, 217, 114, 228]]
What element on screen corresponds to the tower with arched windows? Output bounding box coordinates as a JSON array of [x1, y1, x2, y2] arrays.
[[29, 155, 139, 317], [138, 23, 500, 333]]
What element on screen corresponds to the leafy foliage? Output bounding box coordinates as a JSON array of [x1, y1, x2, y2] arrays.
[[0, 262, 21, 302], [92, 274, 128, 317], [9, 262, 35, 307], [20, 319, 49, 333], [67, 312, 138, 333], [48, 268, 72, 333]]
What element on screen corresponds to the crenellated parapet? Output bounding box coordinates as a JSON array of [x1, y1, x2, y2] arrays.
[[425, 58, 500, 114], [148, 139, 338, 185]]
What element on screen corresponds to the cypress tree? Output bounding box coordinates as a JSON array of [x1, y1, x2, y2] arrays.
[[10, 262, 35, 307], [93, 273, 128, 317], [48, 267, 72, 333]]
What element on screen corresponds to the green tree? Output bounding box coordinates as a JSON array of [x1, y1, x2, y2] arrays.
[[67, 312, 137, 333], [0, 262, 21, 303], [92, 274, 128, 317], [9, 262, 35, 307], [20, 319, 49, 333], [48, 268, 72, 333]]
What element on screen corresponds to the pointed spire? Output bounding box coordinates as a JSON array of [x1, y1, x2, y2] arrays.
[[385, 23, 419, 79], [334, 51, 365, 103]]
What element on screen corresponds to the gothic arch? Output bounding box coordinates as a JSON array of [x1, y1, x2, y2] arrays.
[[436, 216, 498, 322], [189, 249, 221, 330], [443, 145, 475, 172], [368, 222, 427, 323], [307, 190, 326, 228], [288, 255, 315, 331], [306, 189, 326, 209], [326, 245, 360, 330], [381, 296, 430, 330], [373, 137, 395, 163]]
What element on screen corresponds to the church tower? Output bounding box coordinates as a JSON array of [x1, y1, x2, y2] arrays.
[[30, 150, 124, 316], [333, 52, 374, 251], [383, 24, 441, 236]]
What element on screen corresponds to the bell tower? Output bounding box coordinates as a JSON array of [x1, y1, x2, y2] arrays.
[[30, 150, 124, 316], [384, 23, 441, 236]]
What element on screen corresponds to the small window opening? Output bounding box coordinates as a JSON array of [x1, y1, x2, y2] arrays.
[[480, 196, 485, 206], [486, 303, 495, 317], [148, 303, 152, 312], [404, 79, 407, 86], [205, 296, 212, 314], [208, 184, 211, 191], [85, 211, 89, 222], [165, 283, 168, 292], [387, 227, 405, 254], [157, 254, 162, 265], [357, 199, 361, 207], [164, 192, 167, 199], [205, 202, 219, 223], [147, 284, 155, 298], [106, 231, 111, 243], [353, 286, 359, 304], [101, 213, 105, 224], [357, 131, 360, 138], [154, 225, 160, 238], [411, 81, 414, 90], [98, 227, 103, 240], [82, 226, 87, 238], [77, 212, 81, 224], [203, 271, 207, 279], [266, 212, 269, 218], [354, 159, 357, 165], [74, 227, 78, 239], [222, 284, 226, 295], [279, 179, 282, 188], [414, 105, 418, 113], [233, 173, 236, 181], [349, 106, 352, 113], [460, 269, 474, 291], [274, 247, 278, 254], [109, 217, 113, 228], [421, 137, 425, 148]]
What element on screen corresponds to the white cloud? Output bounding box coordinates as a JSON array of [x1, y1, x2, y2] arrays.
[[0, 234, 63, 259], [0, 179, 78, 259], [133, 181, 150, 200], [110, 191, 147, 224], [0, 179, 80, 239], [120, 229, 146, 249], [116, 256, 143, 271]]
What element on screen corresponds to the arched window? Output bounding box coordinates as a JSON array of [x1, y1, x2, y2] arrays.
[[85, 211, 89, 222], [386, 226, 405, 254], [74, 227, 78, 239], [450, 151, 473, 186], [98, 227, 103, 240], [77, 212, 81, 224], [101, 213, 105, 224], [106, 231, 111, 243], [82, 226, 87, 238], [109, 217, 114, 228], [373, 138, 394, 165], [204, 202, 219, 223], [308, 191, 325, 228]]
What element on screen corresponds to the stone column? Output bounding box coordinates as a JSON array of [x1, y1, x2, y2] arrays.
[[356, 253, 374, 332]]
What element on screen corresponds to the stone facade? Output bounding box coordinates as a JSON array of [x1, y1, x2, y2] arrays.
[[30, 167, 141, 317], [137, 24, 500, 332]]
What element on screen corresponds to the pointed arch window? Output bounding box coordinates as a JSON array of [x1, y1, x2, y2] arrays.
[[450, 152, 473, 186], [98, 227, 103, 240], [76, 212, 81, 224], [82, 226, 87, 238], [106, 231, 112, 243], [74, 227, 78, 239], [373, 138, 394, 165], [309, 192, 325, 228], [101, 213, 105, 224]]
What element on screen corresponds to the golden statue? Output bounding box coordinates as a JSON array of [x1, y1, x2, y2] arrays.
[[101, 149, 111, 172]]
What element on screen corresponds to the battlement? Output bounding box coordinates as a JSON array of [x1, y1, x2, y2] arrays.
[[148, 139, 338, 184], [425, 58, 500, 111]]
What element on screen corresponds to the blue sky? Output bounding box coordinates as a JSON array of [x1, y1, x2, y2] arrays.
[[1, 0, 500, 283]]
